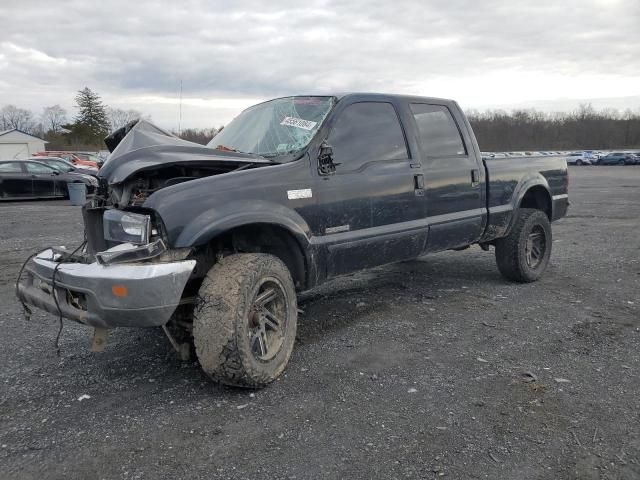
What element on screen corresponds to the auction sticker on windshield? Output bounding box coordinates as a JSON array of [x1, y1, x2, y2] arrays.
[[281, 117, 317, 130]]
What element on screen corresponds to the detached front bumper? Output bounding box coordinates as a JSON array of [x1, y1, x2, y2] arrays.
[[17, 249, 196, 329]]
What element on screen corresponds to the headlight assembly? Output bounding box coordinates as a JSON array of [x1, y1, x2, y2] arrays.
[[103, 209, 151, 245]]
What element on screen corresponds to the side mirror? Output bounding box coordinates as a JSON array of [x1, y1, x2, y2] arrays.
[[52, 171, 60, 175], [318, 141, 339, 175]]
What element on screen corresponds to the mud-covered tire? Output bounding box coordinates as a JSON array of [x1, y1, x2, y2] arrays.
[[193, 253, 297, 388], [495, 208, 552, 283]]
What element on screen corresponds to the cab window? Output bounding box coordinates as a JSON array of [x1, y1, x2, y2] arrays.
[[410, 104, 467, 158], [328, 102, 408, 172]]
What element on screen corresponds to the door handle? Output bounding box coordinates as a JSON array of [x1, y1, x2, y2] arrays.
[[471, 169, 480, 186], [414, 174, 425, 196]]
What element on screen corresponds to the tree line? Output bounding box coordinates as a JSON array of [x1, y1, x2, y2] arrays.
[[1, 89, 145, 149], [467, 104, 640, 152], [0, 87, 221, 150], [3, 91, 639, 152]]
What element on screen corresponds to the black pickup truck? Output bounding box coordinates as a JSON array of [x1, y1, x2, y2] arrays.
[[17, 93, 569, 387]]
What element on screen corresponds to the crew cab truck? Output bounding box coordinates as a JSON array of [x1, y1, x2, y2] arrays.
[[17, 94, 569, 388]]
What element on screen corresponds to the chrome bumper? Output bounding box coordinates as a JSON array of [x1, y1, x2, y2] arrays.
[[17, 249, 196, 329]]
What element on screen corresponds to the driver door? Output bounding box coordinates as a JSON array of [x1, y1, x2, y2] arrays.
[[315, 100, 427, 277]]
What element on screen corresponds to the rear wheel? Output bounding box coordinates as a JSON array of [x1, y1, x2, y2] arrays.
[[193, 253, 297, 388], [576, 160, 583, 166], [618, 160, 625, 166], [495, 209, 552, 282]]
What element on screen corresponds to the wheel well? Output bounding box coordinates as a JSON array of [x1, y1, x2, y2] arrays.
[[196, 223, 307, 290], [519, 186, 552, 219]]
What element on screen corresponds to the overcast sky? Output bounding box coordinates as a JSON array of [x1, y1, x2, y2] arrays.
[[1, 0, 639, 129]]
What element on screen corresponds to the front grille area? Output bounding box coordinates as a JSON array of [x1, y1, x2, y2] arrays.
[[82, 206, 109, 255]]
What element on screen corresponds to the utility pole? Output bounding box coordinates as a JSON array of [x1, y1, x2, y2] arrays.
[[178, 80, 183, 136]]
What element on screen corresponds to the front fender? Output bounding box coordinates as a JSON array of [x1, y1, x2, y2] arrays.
[[173, 199, 312, 249]]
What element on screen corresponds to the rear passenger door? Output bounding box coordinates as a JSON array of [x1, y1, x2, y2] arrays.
[[0, 162, 33, 198], [317, 101, 427, 277], [409, 103, 485, 251], [24, 162, 57, 197]]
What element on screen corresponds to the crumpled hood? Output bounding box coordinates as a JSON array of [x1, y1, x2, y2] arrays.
[[99, 119, 272, 185]]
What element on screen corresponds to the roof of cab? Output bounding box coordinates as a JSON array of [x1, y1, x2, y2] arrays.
[[247, 92, 457, 111], [333, 92, 455, 103]]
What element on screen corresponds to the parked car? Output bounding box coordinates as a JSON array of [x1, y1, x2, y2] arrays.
[[480, 152, 507, 159], [597, 152, 637, 165], [566, 152, 593, 166], [97, 150, 111, 163], [0, 160, 98, 199], [33, 151, 99, 170], [29, 156, 98, 177], [74, 152, 105, 168], [17, 94, 569, 388]]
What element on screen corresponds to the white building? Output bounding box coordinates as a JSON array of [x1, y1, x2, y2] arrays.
[[0, 129, 47, 159]]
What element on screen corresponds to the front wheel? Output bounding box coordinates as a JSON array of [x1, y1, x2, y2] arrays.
[[495, 209, 552, 282], [618, 160, 625, 166], [193, 253, 297, 388], [576, 160, 583, 166]]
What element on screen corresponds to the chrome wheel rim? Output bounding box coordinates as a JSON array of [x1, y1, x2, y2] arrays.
[[248, 278, 288, 361], [525, 225, 546, 269]]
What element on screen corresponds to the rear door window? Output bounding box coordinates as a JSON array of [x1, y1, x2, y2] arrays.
[[24, 162, 55, 174], [410, 104, 467, 158], [0, 162, 24, 173]]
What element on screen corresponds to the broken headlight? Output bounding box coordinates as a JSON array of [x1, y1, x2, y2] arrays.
[[103, 209, 150, 245], [96, 239, 166, 265]]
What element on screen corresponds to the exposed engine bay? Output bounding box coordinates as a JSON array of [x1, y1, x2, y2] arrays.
[[76, 119, 278, 260], [93, 119, 278, 209], [103, 162, 260, 208]]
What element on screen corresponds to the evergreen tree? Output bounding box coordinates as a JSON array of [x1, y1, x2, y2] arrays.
[[71, 87, 110, 145]]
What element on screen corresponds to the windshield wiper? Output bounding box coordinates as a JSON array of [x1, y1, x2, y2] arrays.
[[213, 145, 277, 163], [213, 144, 241, 153]]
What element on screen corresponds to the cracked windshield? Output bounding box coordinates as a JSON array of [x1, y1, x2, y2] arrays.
[[206, 96, 334, 158]]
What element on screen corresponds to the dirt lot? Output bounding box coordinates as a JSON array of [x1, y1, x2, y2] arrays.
[[0, 166, 639, 479]]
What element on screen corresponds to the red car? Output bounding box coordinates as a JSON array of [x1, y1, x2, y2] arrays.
[[34, 151, 100, 170]]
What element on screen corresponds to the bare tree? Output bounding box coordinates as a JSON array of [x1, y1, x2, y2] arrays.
[[1, 105, 36, 133], [31, 122, 45, 139], [41, 105, 67, 134], [107, 107, 146, 132], [174, 127, 219, 145]]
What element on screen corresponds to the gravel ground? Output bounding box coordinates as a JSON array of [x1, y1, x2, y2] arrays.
[[0, 166, 639, 480]]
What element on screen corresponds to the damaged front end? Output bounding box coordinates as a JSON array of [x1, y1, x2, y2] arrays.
[[17, 189, 196, 329], [16, 119, 273, 330], [16, 246, 196, 329]]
